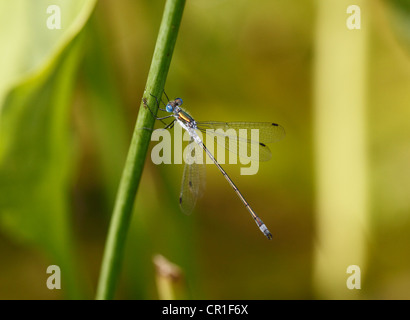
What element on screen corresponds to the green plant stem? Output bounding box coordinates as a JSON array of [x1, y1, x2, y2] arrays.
[[313, 0, 368, 298], [95, 0, 186, 300]]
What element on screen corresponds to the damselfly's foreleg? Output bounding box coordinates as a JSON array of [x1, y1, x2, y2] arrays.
[[143, 97, 174, 127], [149, 93, 168, 112]]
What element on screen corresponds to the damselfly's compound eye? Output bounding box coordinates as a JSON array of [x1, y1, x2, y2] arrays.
[[166, 104, 174, 112], [175, 98, 183, 106]]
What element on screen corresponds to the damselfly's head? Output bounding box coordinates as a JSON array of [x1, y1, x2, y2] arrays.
[[166, 98, 183, 112]]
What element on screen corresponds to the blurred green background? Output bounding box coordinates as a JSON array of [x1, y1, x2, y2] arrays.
[[0, 0, 409, 299]]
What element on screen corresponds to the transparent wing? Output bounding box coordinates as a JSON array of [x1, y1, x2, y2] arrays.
[[197, 122, 285, 143], [179, 139, 206, 215], [196, 122, 285, 162]]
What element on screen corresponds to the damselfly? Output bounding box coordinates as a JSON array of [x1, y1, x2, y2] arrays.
[[147, 95, 285, 240]]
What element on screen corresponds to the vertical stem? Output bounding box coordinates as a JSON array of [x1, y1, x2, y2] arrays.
[[313, 0, 369, 298], [95, 0, 186, 300]]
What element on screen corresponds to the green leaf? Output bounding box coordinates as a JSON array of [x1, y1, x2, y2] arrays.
[[0, 0, 96, 106], [0, 0, 97, 298]]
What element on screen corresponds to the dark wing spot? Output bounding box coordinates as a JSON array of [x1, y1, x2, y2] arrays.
[[179, 196, 183, 204], [188, 180, 193, 188], [259, 142, 266, 147], [272, 123, 278, 126]]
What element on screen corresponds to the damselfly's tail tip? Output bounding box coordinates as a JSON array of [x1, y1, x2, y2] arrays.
[[259, 223, 273, 240]]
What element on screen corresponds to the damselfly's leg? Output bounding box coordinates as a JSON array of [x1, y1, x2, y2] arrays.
[[149, 93, 168, 112], [156, 115, 175, 121], [142, 97, 159, 117], [163, 119, 176, 130], [163, 90, 170, 103], [143, 97, 173, 126]]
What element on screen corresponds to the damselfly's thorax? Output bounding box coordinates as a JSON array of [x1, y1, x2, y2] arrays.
[[166, 98, 197, 129]]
